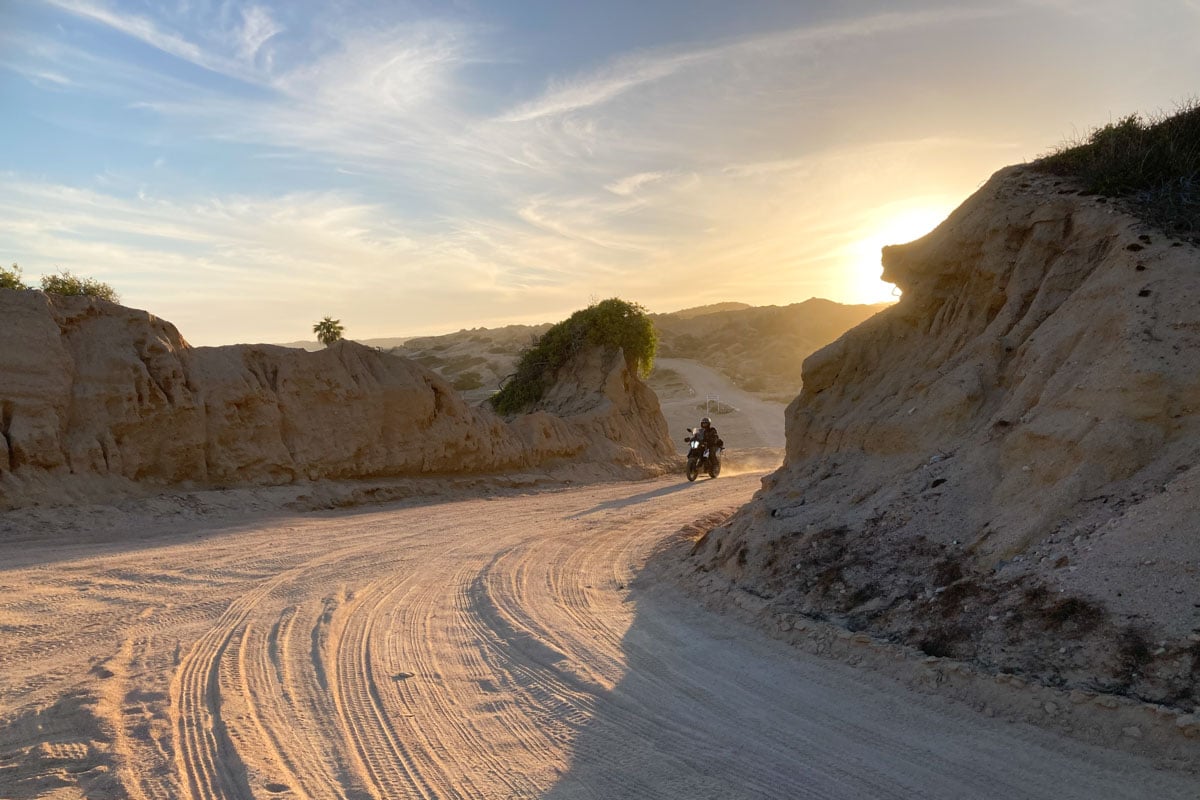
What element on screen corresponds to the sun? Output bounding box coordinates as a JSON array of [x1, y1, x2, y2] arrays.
[[842, 205, 953, 304]]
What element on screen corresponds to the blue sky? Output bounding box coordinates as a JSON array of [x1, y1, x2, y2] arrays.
[[2, 0, 1198, 344]]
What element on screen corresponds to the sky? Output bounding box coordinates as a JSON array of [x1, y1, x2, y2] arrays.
[[2, 1, 1198, 345]]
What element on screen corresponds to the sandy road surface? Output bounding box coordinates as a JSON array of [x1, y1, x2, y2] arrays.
[[2, 474, 1196, 799]]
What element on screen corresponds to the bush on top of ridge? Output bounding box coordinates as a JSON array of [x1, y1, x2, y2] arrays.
[[1034, 98, 1200, 241], [490, 298, 657, 416]]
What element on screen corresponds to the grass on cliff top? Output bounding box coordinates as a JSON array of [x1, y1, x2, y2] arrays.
[[1033, 99, 1200, 240], [490, 298, 657, 416]]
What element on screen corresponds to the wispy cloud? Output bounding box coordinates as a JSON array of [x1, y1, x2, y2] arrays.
[[43, 0, 264, 83], [494, 6, 1006, 125], [268, 21, 469, 110], [0, 178, 414, 276], [67, 10, 482, 197], [498, 51, 704, 124], [234, 5, 281, 63], [606, 171, 670, 196], [3, 64, 73, 88]]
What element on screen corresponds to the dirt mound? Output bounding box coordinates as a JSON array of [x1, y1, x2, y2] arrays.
[[0, 293, 672, 509], [684, 165, 1200, 713]]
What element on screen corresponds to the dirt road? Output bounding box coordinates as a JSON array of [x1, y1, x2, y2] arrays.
[[653, 357, 787, 451], [2, 474, 1196, 799]]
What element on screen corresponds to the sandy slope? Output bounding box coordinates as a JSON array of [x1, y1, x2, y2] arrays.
[[2, 474, 1196, 799]]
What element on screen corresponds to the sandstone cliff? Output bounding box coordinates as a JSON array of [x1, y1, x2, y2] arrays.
[[687, 166, 1200, 711], [0, 291, 673, 509]]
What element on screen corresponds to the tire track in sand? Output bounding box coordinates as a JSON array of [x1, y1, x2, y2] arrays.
[[169, 546, 364, 800], [170, 582, 274, 800], [326, 578, 439, 799], [169, 522, 400, 800], [377, 557, 557, 798]]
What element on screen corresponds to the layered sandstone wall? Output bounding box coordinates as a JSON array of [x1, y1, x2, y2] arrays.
[[686, 166, 1200, 710], [0, 292, 673, 508]]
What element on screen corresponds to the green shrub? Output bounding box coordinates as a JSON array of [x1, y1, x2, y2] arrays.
[[40, 270, 120, 302], [1, 263, 27, 290], [1034, 99, 1200, 240], [452, 371, 484, 391], [490, 298, 658, 415]]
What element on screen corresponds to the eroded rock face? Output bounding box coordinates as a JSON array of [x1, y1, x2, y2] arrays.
[[689, 166, 1200, 709], [0, 292, 673, 507], [530, 345, 676, 467]]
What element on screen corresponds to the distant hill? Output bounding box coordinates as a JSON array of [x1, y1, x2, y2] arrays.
[[389, 324, 552, 401], [653, 299, 890, 401], [272, 336, 412, 352], [389, 300, 888, 404], [666, 301, 752, 319]]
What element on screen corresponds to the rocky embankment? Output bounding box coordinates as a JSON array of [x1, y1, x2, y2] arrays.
[[685, 165, 1200, 716], [0, 292, 674, 509]]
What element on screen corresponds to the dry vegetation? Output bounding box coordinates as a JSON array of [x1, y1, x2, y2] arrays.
[[1034, 99, 1200, 241]]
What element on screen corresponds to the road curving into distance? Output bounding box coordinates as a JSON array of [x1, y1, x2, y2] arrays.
[[1, 472, 1196, 798]]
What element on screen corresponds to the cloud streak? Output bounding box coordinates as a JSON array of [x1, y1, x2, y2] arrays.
[[494, 6, 1006, 125], [234, 5, 281, 63], [42, 0, 267, 84]]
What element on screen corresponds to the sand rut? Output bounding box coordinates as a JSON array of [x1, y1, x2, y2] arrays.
[[170, 582, 267, 799], [327, 579, 439, 799]]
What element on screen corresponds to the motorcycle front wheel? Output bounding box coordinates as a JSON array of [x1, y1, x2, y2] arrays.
[[686, 462, 699, 482]]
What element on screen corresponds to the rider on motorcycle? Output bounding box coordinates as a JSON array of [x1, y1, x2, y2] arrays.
[[683, 417, 725, 480], [694, 417, 722, 462]]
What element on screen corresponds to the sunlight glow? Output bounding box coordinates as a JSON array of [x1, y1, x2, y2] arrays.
[[841, 205, 953, 304]]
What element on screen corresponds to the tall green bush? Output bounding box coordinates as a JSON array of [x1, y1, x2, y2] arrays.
[[490, 298, 658, 415]]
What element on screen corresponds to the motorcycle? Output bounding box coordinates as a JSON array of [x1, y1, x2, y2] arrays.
[[683, 428, 722, 481]]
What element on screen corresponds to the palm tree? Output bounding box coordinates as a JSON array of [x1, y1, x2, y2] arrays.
[[313, 316, 344, 346]]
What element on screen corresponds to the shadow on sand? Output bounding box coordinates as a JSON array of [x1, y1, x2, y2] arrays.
[[531, 545, 1187, 800], [567, 480, 704, 519]]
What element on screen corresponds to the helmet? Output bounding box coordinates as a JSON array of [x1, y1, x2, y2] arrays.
[[700, 417, 711, 427]]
